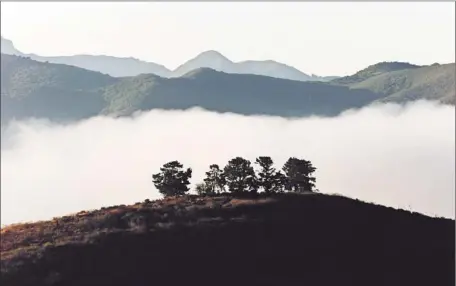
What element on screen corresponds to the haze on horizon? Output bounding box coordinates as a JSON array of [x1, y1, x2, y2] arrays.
[[1, 2, 455, 76]]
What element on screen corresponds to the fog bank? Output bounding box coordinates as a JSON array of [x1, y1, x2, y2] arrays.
[[1, 100, 454, 225]]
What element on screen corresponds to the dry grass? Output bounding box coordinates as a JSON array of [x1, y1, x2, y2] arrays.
[[0, 195, 277, 258], [0, 193, 453, 286]]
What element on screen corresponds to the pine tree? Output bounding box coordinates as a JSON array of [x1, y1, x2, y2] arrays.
[[223, 157, 257, 194], [255, 156, 286, 194], [203, 164, 226, 194], [282, 157, 316, 193], [152, 161, 192, 197]]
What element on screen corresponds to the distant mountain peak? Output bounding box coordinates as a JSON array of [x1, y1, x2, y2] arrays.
[[180, 67, 220, 78], [1, 36, 11, 43], [1, 36, 23, 56], [172, 50, 234, 77], [194, 50, 231, 62]]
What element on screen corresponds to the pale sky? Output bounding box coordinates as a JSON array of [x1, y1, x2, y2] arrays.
[[1, 2, 455, 76]]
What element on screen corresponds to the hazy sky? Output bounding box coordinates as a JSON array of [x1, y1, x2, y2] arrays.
[[1, 2, 454, 76], [2, 101, 454, 225]]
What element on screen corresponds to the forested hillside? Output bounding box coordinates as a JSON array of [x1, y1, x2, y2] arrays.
[[1, 54, 454, 124]]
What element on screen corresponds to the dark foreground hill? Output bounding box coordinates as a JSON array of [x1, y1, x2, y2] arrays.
[[1, 193, 454, 286]]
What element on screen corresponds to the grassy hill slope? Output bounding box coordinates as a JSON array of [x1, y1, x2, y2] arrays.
[[332, 62, 422, 85], [1, 193, 454, 286], [351, 63, 455, 104], [331, 61, 455, 104]]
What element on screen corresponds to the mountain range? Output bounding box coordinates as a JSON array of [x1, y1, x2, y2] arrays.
[[1, 35, 454, 124], [1, 52, 454, 124], [1, 36, 337, 81]]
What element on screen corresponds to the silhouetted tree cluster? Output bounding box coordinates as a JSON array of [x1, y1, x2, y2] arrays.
[[152, 157, 317, 197]]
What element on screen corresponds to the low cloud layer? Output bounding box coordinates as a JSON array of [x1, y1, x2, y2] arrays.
[[1, 100, 455, 225]]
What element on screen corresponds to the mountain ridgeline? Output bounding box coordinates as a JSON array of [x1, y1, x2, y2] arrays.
[[0, 54, 116, 122], [332, 62, 422, 85], [0, 36, 335, 81], [1, 53, 455, 124]]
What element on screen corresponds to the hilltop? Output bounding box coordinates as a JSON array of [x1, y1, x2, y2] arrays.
[[351, 63, 456, 104], [332, 61, 422, 85], [1, 193, 454, 286], [329, 62, 456, 104]]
